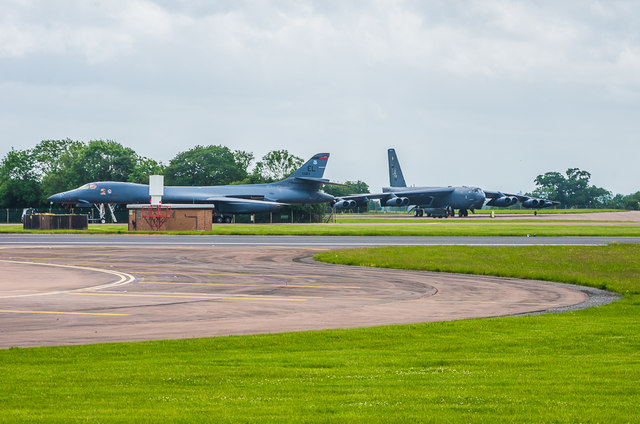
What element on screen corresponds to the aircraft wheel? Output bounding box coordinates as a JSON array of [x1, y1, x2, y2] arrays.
[[414, 210, 419, 217], [419, 210, 424, 217], [223, 216, 232, 223], [214, 216, 223, 224], [101, 219, 106, 224]]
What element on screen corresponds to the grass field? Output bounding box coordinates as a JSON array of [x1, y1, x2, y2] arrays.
[[334, 217, 632, 224], [345, 208, 624, 215], [1, 244, 638, 422], [2, 222, 640, 236], [315, 244, 640, 293]]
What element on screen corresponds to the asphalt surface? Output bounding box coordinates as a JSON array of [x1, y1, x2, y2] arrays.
[[2, 233, 640, 246], [0, 234, 624, 348]]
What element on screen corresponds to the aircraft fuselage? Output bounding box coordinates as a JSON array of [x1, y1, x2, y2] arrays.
[[383, 186, 486, 210], [48, 181, 335, 214]]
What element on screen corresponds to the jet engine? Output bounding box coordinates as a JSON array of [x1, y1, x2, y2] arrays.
[[384, 196, 410, 207], [333, 199, 357, 209], [486, 196, 518, 207], [522, 198, 544, 208]]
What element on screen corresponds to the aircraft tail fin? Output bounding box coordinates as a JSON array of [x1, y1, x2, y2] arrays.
[[388, 148, 407, 187], [285, 153, 329, 181]]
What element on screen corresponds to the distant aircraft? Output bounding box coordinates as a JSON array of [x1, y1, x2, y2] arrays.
[[334, 148, 559, 217], [48, 153, 338, 223]]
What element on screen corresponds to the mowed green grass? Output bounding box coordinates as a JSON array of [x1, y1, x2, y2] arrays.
[[1, 245, 639, 422], [2, 222, 640, 236], [347, 208, 623, 215], [334, 217, 630, 224], [315, 244, 640, 293]]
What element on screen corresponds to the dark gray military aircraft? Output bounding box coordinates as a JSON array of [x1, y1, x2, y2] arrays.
[[333, 148, 558, 217], [48, 153, 337, 223]]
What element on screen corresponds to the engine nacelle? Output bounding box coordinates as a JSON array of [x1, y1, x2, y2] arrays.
[[334, 199, 357, 209], [384, 197, 410, 207], [522, 198, 543, 208], [487, 196, 518, 207]]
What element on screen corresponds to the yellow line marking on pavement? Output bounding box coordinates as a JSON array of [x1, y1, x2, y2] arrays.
[[0, 259, 136, 298], [0, 309, 131, 316], [137, 281, 361, 289], [68, 292, 308, 302]]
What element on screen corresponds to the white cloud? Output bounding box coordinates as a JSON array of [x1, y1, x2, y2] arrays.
[[1, 0, 639, 193]]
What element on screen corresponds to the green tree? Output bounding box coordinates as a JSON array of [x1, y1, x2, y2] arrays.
[[531, 168, 611, 208], [323, 180, 370, 198], [127, 156, 165, 184], [164, 145, 250, 186], [36, 139, 85, 198], [621, 192, 640, 210], [32, 139, 84, 177], [62, 140, 139, 187], [0, 149, 43, 208], [252, 150, 303, 183], [38, 139, 164, 198]]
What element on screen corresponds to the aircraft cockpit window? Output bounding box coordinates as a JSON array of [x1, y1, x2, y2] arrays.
[[78, 184, 90, 190]]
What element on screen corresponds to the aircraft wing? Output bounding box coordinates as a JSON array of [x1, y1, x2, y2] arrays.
[[484, 190, 529, 201], [204, 195, 287, 205], [484, 190, 560, 208], [192, 195, 288, 214], [294, 177, 346, 186], [343, 187, 455, 201], [385, 187, 455, 197], [337, 187, 455, 209]]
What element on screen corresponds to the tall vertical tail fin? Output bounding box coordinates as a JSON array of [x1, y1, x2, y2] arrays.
[[388, 148, 407, 187], [285, 153, 330, 180]]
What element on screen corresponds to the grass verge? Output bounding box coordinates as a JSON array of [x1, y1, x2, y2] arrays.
[[347, 208, 625, 215], [2, 223, 640, 236], [0, 244, 638, 422], [334, 218, 632, 224]]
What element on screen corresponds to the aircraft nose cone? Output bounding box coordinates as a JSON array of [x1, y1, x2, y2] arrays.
[[475, 192, 486, 208], [47, 192, 63, 203]]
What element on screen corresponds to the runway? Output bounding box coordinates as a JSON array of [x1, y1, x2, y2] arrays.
[[0, 233, 616, 348], [2, 233, 640, 246]]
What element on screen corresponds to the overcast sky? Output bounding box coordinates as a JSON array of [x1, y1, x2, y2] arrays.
[[1, 0, 639, 194]]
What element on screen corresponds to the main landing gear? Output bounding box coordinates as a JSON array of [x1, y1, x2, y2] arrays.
[[213, 214, 233, 224]]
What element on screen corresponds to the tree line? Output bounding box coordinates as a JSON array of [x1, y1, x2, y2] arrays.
[[528, 168, 640, 210], [0, 139, 369, 208], [0, 139, 637, 210]]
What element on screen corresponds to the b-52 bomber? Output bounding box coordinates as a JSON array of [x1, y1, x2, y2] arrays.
[[47, 153, 338, 223], [333, 148, 559, 217]]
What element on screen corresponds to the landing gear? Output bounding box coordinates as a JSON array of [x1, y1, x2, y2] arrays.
[[413, 209, 424, 217], [458, 209, 469, 217], [214, 214, 233, 224], [94, 203, 117, 223]]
